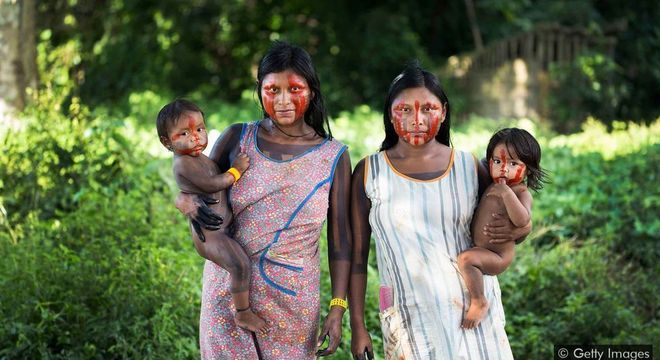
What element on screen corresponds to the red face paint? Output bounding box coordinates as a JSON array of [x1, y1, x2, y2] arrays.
[[261, 83, 277, 120], [392, 103, 411, 143], [498, 148, 508, 177], [288, 74, 309, 121], [411, 101, 421, 145], [489, 143, 527, 185], [260, 70, 311, 125], [167, 111, 207, 157], [391, 92, 443, 147], [509, 165, 526, 185]]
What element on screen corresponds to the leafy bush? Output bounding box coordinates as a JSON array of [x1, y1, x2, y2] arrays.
[[548, 52, 628, 132], [0, 190, 202, 359], [0, 102, 137, 224], [0, 96, 201, 358], [502, 119, 659, 358], [501, 239, 658, 359], [534, 120, 660, 267], [2, 86, 657, 359]]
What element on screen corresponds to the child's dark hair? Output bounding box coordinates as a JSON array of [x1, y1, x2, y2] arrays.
[[156, 99, 204, 139], [486, 128, 548, 191], [381, 60, 451, 151], [256, 40, 331, 138]]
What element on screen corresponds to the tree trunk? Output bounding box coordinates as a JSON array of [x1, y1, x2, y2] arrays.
[[0, 0, 37, 121], [463, 0, 483, 52]]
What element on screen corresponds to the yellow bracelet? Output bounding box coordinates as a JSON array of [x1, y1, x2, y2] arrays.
[[227, 167, 241, 183], [329, 298, 348, 310]]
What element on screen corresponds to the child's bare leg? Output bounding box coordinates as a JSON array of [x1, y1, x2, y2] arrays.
[[457, 247, 512, 329], [200, 231, 268, 334]]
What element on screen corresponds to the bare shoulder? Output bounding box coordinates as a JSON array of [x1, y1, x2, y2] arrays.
[[172, 155, 193, 169], [353, 157, 368, 176], [223, 123, 245, 136], [172, 155, 205, 176], [215, 123, 246, 149], [210, 122, 247, 167], [338, 149, 351, 164], [512, 184, 531, 196]]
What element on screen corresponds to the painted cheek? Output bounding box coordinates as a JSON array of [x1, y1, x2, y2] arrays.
[[392, 111, 409, 142], [261, 89, 276, 119], [291, 93, 308, 120], [509, 165, 526, 185], [198, 131, 208, 148], [489, 159, 499, 183], [424, 113, 440, 142], [288, 75, 309, 120]]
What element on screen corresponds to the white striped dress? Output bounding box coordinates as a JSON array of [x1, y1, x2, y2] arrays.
[[365, 149, 513, 360]]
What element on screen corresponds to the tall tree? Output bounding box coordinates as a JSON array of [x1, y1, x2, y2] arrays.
[[464, 0, 483, 51], [0, 0, 37, 120]]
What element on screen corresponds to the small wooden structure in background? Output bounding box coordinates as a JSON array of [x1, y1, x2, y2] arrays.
[[447, 23, 623, 121]]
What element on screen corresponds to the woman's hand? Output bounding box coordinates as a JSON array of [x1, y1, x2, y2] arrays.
[[485, 213, 532, 244], [174, 193, 223, 241], [350, 324, 374, 360], [316, 307, 345, 357]]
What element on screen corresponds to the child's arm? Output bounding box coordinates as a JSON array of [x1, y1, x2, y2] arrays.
[[176, 153, 249, 194], [486, 182, 532, 227]]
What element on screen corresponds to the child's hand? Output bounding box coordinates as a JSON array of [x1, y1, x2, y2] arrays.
[[486, 182, 509, 198], [232, 153, 250, 173]]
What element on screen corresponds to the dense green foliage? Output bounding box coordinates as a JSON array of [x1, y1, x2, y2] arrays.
[[1, 1, 658, 357], [548, 53, 628, 132], [37, 0, 659, 122], [1, 90, 657, 357]]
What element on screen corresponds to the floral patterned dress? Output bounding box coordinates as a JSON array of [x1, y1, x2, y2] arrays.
[[199, 121, 346, 359]]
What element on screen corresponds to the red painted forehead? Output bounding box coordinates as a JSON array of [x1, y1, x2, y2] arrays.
[[393, 87, 441, 103], [288, 73, 306, 83], [262, 71, 308, 85], [493, 143, 519, 159], [178, 111, 203, 125], [169, 112, 200, 130]]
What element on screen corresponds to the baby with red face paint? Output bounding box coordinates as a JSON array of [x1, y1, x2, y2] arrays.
[[458, 128, 546, 329], [156, 99, 268, 334]]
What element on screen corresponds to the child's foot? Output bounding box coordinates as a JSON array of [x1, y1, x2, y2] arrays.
[[462, 299, 489, 329], [234, 308, 268, 335]]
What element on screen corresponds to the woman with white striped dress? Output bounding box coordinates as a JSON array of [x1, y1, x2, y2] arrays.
[[349, 62, 530, 360]]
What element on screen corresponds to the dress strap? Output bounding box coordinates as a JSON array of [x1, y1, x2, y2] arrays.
[[237, 121, 260, 154]]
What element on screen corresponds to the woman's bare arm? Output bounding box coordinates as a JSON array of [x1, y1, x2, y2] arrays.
[[209, 123, 243, 172], [317, 150, 352, 357], [348, 158, 374, 360]]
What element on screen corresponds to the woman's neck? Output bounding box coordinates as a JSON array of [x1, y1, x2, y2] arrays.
[[388, 140, 447, 159], [265, 118, 315, 136]]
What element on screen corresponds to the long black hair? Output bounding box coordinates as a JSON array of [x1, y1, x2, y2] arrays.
[[486, 128, 548, 191], [256, 41, 332, 138], [380, 61, 450, 151]]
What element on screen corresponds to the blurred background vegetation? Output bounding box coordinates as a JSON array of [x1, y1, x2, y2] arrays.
[[1, 0, 658, 358]]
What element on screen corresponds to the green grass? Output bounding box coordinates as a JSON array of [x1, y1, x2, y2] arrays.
[[1, 93, 657, 358]]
